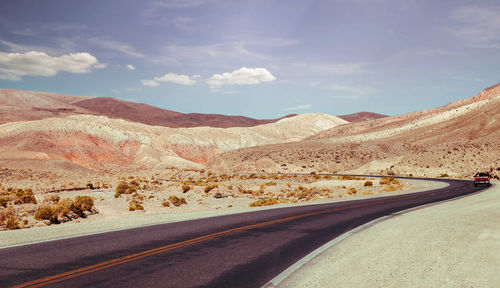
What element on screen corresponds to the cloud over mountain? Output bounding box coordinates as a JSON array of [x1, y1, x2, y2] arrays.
[[207, 67, 276, 88]]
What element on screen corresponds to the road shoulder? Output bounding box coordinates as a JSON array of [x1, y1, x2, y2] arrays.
[[277, 183, 500, 288]]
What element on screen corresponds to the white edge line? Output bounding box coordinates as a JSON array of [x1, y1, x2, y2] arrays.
[[261, 183, 493, 288]]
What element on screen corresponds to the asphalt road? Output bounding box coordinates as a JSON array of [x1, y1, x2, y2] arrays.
[[0, 177, 487, 288]]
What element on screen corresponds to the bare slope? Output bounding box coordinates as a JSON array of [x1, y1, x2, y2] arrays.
[[72, 97, 298, 128], [0, 89, 297, 128], [0, 113, 347, 170], [0, 89, 94, 124], [209, 83, 500, 178]]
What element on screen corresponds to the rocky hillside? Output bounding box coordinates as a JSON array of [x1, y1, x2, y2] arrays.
[[0, 113, 347, 171], [209, 83, 500, 178]]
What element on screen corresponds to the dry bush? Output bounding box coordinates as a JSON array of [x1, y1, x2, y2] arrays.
[[182, 184, 191, 193], [0, 207, 20, 230], [439, 173, 450, 178], [0, 197, 7, 208], [204, 184, 218, 193], [34, 205, 58, 224], [162, 200, 170, 207], [73, 196, 94, 217], [347, 188, 357, 195], [379, 177, 399, 185], [249, 197, 281, 207], [168, 195, 187, 206], [128, 200, 144, 211], [44, 195, 60, 204], [364, 181, 373, 187], [14, 188, 37, 205], [339, 175, 365, 181]]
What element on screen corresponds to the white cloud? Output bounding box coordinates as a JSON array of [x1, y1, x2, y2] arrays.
[[154, 73, 197, 85], [94, 63, 108, 69], [126, 64, 135, 70], [0, 51, 101, 81], [283, 104, 312, 111], [448, 5, 500, 48], [141, 79, 159, 87], [207, 67, 276, 88]]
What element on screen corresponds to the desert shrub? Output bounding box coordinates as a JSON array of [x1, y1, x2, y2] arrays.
[[13, 188, 37, 205], [168, 195, 187, 206], [347, 188, 357, 195], [72, 196, 94, 216], [0, 197, 7, 208], [56, 199, 73, 218], [162, 200, 170, 207], [34, 206, 58, 224], [0, 207, 20, 229], [380, 177, 397, 185], [204, 184, 218, 193], [129, 180, 140, 187], [439, 173, 450, 178], [364, 181, 373, 187], [128, 200, 144, 211], [86, 183, 94, 190], [5, 216, 19, 230], [249, 197, 280, 207], [45, 195, 60, 204], [115, 181, 137, 198], [182, 184, 191, 193]]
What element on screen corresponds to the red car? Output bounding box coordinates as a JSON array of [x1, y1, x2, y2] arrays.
[[474, 172, 490, 187]]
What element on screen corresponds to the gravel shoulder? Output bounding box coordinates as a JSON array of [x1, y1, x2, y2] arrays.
[[278, 183, 500, 288], [0, 179, 445, 248]]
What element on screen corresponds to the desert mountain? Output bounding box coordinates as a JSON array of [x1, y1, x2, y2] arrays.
[[337, 112, 388, 123], [0, 112, 347, 170], [0, 89, 296, 128], [209, 83, 500, 178], [72, 97, 298, 128]]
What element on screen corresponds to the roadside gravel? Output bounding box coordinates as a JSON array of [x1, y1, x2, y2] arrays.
[[278, 183, 500, 288]]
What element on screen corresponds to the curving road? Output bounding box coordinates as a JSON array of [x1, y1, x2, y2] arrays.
[[0, 177, 488, 288]]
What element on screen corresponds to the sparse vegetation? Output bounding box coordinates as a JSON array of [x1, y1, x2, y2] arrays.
[[204, 184, 218, 193], [34, 205, 58, 224], [169, 195, 187, 206], [364, 181, 373, 187], [182, 184, 191, 193], [249, 197, 281, 207], [128, 199, 144, 211]]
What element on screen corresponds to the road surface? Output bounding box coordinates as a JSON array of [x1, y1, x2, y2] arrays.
[[0, 177, 487, 288]]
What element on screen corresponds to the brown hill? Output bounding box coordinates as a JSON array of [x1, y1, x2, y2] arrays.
[[0, 88, 297, 128], [72, 97, 297, 128], [337, 112, 388, 123], [209, 83, 500, 178]]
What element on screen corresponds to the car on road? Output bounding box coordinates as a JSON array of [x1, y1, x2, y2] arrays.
[[474, 172, 490, 187]]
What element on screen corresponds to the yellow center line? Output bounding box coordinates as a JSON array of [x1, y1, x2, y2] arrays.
[[12, 194, 419, 288]]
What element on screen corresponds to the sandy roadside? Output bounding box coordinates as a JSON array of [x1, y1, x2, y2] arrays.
[[277, 183, 500, 288], [0, 179, 446, 248]]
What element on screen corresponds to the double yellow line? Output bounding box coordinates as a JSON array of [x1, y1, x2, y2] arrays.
[[12, 194, 418, 288]]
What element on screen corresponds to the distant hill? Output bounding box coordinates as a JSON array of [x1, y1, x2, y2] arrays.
[[337, 112, 388, 123], [0, 89, 297, 128], [72, 97, 297, 128]]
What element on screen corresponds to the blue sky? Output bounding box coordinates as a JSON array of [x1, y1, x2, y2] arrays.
[[0, 0, 499, 118]]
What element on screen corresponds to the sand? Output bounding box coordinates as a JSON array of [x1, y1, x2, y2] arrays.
[[277, 183, 500, 288]]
